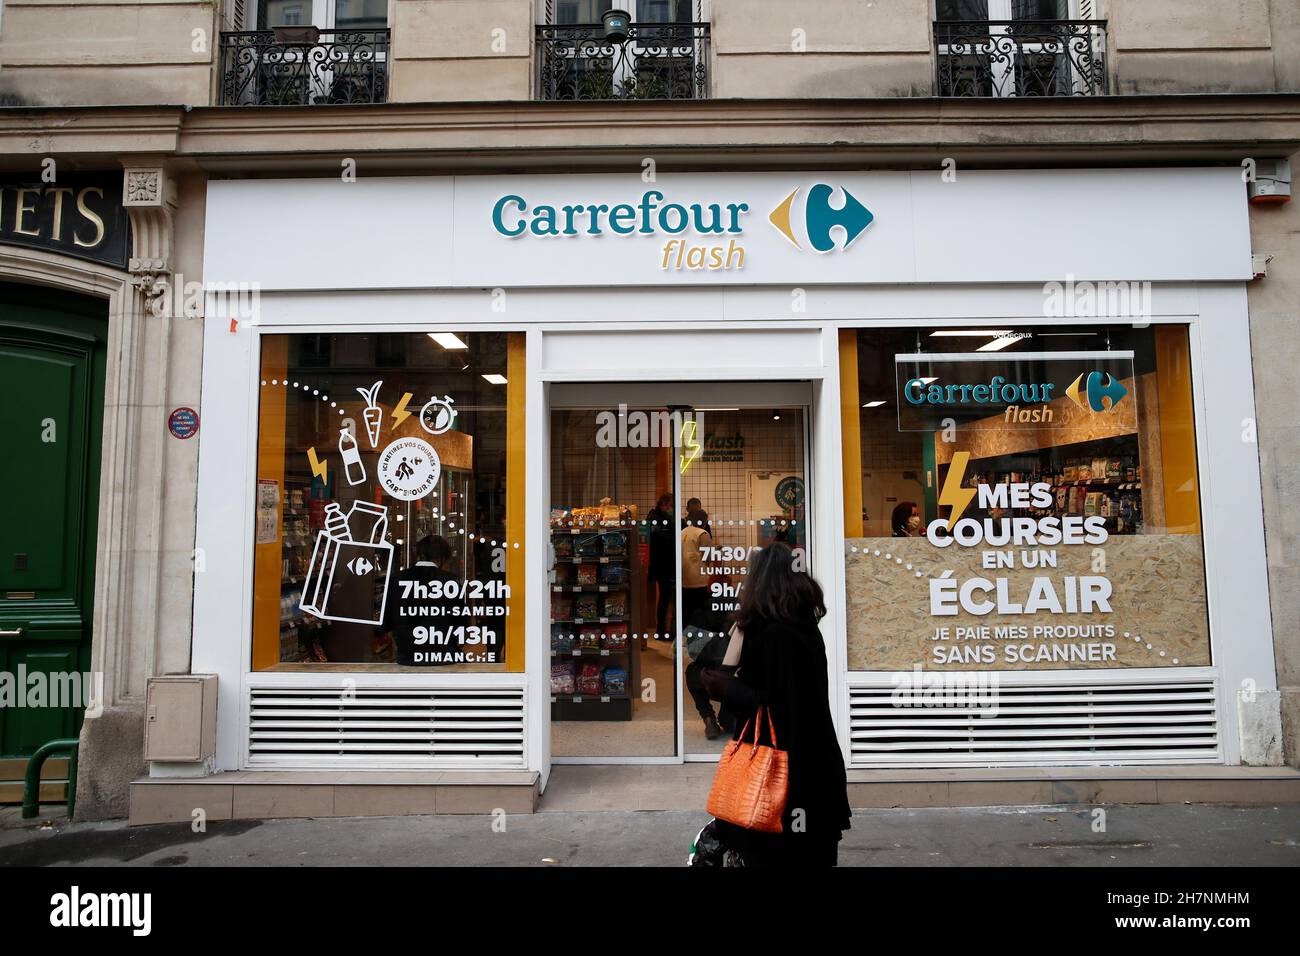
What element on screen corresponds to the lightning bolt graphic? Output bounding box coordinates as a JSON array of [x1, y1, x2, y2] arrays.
[[679, 418, 702, 474], [937, 450, 976, 528], [307, 447, 327, 484], [391, 392, 414, 429]]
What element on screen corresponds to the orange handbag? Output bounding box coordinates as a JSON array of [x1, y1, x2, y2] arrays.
[[706, 706, 789, 834]]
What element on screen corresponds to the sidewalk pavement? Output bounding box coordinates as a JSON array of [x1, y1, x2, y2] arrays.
[[2, 804, 1297, 866]]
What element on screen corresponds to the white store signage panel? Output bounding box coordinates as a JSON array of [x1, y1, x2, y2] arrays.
[[203, 168, 1251, 291]]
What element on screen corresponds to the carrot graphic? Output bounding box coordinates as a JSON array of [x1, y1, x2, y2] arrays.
[[357, 381, 383, 448]]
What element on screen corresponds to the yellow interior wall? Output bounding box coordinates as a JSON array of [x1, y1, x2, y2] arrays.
[[252, 337, 288, 671], [1155, 325, 1202, 534], [505, 332, 526, 672], [838, 329, 864, 536]]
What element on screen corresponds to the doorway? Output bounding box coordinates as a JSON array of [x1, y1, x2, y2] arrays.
[[547, 382, 812, 763], [0, 284, 107, 763]]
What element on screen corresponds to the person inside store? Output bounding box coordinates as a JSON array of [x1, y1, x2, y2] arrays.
[[681, 508, 727, 738], [681, 508, 713, 634], [891, 501, 921, 537], [684, 497, 712, 537], [685, 628, 733, 740], [699, 541, 851, 866], [380, 534, 466, 666], [647, 492, 675, 641]]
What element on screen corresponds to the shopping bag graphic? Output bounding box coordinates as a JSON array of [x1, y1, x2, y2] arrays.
[[301, 502, 393, 626]]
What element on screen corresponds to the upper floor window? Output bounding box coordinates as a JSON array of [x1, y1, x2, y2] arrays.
[[219, 0, 389, 106], [554, 1, 693, 24], [258, 0, 387, 29], [938, 1, 1070, 21], [935, 0, 1107, 97], [538, 0, 709, 100]]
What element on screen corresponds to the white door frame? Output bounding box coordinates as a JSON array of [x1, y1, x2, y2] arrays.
[[546, 379, 816, 764]]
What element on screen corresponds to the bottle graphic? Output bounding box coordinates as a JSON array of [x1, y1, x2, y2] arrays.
[[339, 427, 366, 486], [324, 502, 350, 541]]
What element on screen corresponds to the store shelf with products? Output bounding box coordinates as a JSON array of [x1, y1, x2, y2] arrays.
[[549, 500, 641, 722], [948, 435, 1146, 535], [396, 466, 472, 576], [277, 476, 319, 663]]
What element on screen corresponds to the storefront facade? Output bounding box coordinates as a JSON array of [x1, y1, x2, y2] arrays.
[[190, 166, 1277, 791]]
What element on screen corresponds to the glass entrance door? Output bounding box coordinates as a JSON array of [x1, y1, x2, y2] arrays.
[[549, 401, 680, 759], [678, 403, 810, 758], [548, 382, 812, 763]]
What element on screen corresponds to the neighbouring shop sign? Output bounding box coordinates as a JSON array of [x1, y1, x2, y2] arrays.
[[0, 175, 130, 269]]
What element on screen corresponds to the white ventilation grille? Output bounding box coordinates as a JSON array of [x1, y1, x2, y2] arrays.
[[848, 679, 1219, 767], [248, 686, 526, 768]]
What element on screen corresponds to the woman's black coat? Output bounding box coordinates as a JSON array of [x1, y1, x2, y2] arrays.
[[716, 614, 851, 862]]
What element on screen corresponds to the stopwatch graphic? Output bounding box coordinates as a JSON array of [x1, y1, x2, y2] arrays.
[[419, 395, 458, 436]]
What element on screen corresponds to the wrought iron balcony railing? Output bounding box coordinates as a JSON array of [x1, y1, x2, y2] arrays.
[[537, 22, 709, 101], [218, 29, 390, 106], [934, 20, 1107, 97]]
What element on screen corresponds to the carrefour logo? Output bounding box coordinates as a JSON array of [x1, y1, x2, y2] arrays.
[[489, 183, 875, 271], [903, 369, 1126, 426], [768, 183, 874, 253], [490, 189, 751, 272], [491, 190, 748, 240], [1065, 371, 1127, 413]]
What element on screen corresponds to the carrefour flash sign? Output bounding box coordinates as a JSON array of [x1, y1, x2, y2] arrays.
[[894, 351, 1136, 433], [490, 183, 875, 272]]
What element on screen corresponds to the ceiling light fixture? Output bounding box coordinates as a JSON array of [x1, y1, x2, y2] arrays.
[[482, 373, 508, 385], [429, 332, 469, 350]]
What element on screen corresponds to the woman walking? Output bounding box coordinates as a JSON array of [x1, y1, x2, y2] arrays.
[[700, 541, 851, 866]]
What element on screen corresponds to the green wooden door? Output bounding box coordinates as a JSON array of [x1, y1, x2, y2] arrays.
[[0, 283, 106, 757]]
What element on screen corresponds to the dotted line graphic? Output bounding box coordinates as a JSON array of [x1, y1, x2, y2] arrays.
[[260, 378, 795, 643], [262, 377, 346, 415], [261, 378, 529, 549], [549, 518, 799, 643], [555, 518, 798, 528]]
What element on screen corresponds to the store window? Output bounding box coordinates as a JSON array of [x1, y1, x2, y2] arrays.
[[251, 331, 525, 672], [840, 324, 1209, 672]]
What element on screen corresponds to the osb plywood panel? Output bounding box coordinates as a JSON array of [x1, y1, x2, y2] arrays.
[[844, 534, 1210, 671]]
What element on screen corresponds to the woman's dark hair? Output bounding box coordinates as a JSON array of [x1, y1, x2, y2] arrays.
[[891, 501, 917, 535], [656, 492, 673, 510], [733, 541, 825, 630]]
